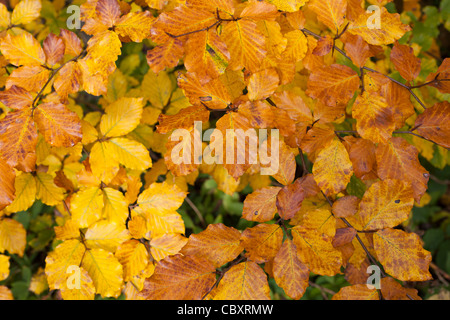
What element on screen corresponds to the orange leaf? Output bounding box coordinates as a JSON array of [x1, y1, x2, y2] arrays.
[[240, 223, 283, 263], [180, 223, 243, 268], [376, 137, 429, 202], [273, 239, 309, 300], [211, 261, 270, 300], [0, 156, 15, 211], [0, 107, 37, 169], [146, 38, 185, 74], [95, 0, 120, 28], [0, 86, 33, 110], [140, 254, 216, 300], [178, 72, 232, 110], [276, 178, 305, 220], [332, 284, 379, 300], [242, 186, 281, 222], [247, 68, 280, 101], [156, 105, 210, 134], [390, 41, 421, 82], [222, 19, 266, 73], [374, 228, 432, 281], [308, 0, 347, 31], [415, 101, 450, 149], [33, 102, 82, 147], [306, 64, 360, 106], [43, 33, 65, 67]]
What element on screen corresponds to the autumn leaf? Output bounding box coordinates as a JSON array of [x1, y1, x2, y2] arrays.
[[312, 138, 353, 196], [242, 186, 281, 222], [356, 179, 414, 231], [140, 254, 216, 300], [414, 101, 450, 149], [180, 223, 243, 267], [374, 228, 432, 281], [376, 137, 429, 202], [211, 261, 270, 300], [273, 239, 309, 300], [348, 7, 411, 45]]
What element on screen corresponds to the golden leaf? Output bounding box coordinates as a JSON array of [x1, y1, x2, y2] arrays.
[[374, 228, 432, 281], [211, 261, 270, 300], [181, 223, 243, 268]]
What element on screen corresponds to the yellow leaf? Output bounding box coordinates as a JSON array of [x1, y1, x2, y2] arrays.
[[35, 172, 65, 206], [357, 179, 414, 231], [89, 141, 119, 184], [115, 11, 155, 42], [70, 186, 104, 228], [59, 266, 95, 300], [308, 0, 347, 30], [54, 219, 80, 241], [267, 0, 307, 12], [374, 228, 432, 281], [29, 267, 48, 296], [81, 248, 124, 298], [348, 7, 411, 45], [242, 186, 281, 222], [0, 286, 13, 300], [84, 220, 130, 252], [0, 254, 10, 281], [150, 233, 188, 262], [282, 30, 308, 63], [141, 69, 173, 110], [312, 138, 353, 196], [102, 187, 129, 225], [0, 4, 11, 30], [5, 172, 35, 213], [45, 239, 86, 290], [100, 97, 144, 138], [11, 0, 41, 25], [107, 138, 152, 171], [0, 32, 46, 66], [137, 181, 186, 215], [211, 261, 270, 300], [115, 239, 149, 281], [292, 225, 343, 276]]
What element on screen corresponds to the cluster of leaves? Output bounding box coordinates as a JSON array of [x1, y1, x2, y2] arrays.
[[0, 0, 449, 300]]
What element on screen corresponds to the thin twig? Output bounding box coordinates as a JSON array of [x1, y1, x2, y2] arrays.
[[185, 196, 206, 228]]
